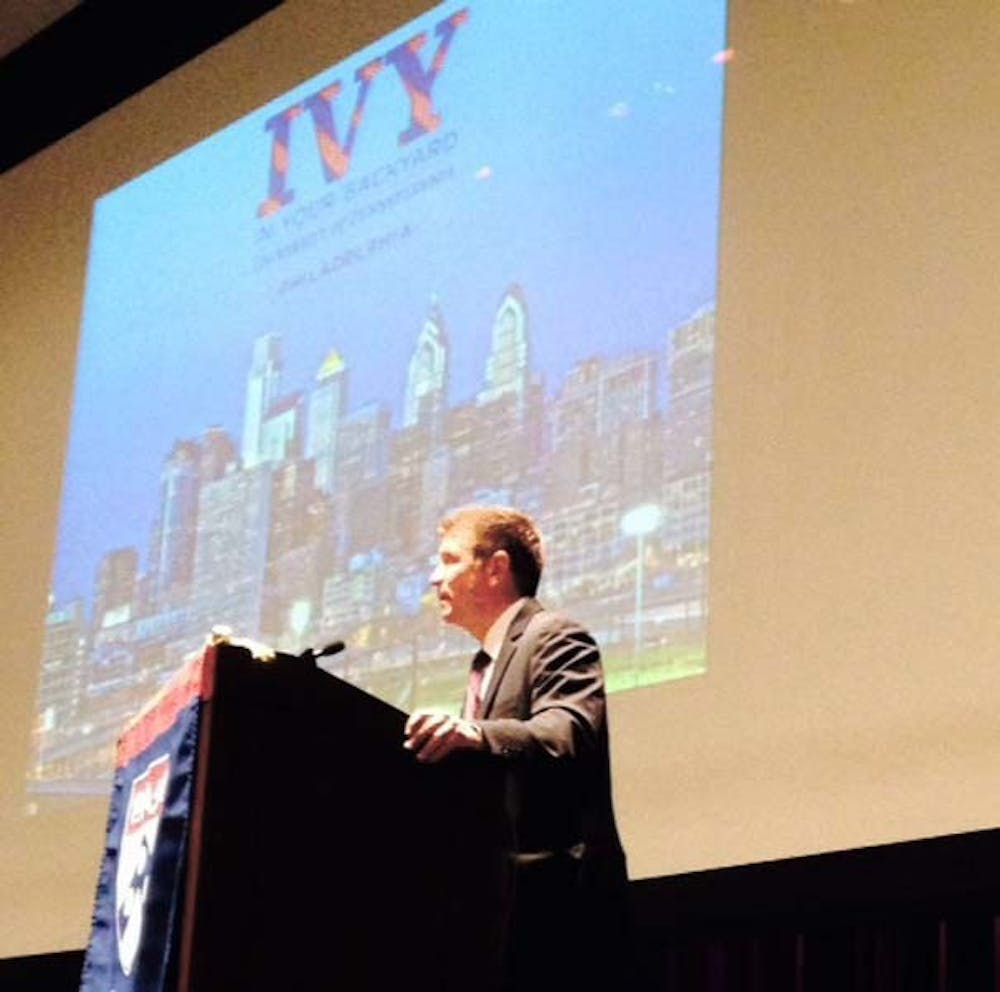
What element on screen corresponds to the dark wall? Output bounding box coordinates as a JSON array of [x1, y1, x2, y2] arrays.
[[632, 828, 1000, 990], [6, 829, 1000, 990], [0, 949, 84, 990]]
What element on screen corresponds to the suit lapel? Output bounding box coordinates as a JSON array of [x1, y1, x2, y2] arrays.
[[479, 598, 543, 718]]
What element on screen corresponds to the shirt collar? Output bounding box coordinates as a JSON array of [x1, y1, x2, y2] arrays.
[[481, 597, 527, 661]]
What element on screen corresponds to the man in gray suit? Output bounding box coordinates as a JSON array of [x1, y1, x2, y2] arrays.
[[404, 505, 631, 991]]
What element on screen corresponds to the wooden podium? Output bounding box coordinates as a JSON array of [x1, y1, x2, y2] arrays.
[[81, 642, 509, 992]]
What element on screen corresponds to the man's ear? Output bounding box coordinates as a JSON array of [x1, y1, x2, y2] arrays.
[[487, 548, 512, 587]]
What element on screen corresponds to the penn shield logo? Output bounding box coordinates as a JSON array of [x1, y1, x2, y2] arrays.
[[115, 754, 171, 977]]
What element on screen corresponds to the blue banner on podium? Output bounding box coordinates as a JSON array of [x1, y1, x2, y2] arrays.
[[80, 653, 211, 992]]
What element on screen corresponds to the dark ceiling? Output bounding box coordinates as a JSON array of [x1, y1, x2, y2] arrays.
[[0, 0, 282, 174]]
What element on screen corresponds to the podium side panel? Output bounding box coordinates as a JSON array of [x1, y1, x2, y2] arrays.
[[78, 664, 207, 992]]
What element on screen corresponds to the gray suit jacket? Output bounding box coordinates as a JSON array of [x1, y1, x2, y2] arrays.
[[468, 600, 632, 990], [475, 598, 625, 859]]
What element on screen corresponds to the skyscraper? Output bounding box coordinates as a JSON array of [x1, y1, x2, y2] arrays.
[[191, 465, 273, 637], [200, 426, 238, 482], [668, 305, 715, 402], [92, 547, 139, 633], [307, 350, 348, 495], [263, 459, 327, 649], [33, 598, 88, 784], [597, 353, 660, 504], [260, 391, 304, 465], [242, 333, 283, 468], [664, 307, 714, 480], [660, 306, 715, 645], [479, 284, 529, 415], [548, 352, 659, 504], [403, 298, 448, 435], [335, 402, 391, 556], [150, 439, 201, 609]]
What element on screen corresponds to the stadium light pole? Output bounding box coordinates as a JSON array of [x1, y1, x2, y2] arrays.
[[620, 503, 663, 660]]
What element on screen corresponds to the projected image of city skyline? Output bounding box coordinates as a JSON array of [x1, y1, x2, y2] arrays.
[[32, 0, 726, 793]]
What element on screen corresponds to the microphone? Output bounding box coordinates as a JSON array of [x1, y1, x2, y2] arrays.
[[299, 640, 346, 661]]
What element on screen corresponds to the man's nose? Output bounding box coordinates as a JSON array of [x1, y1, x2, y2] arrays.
[[429, 563, 443, 586]]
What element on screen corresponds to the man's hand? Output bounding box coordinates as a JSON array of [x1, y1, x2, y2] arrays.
[[403, 710, 485, 763]]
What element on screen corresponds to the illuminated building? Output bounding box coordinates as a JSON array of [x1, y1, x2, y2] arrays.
[[307, 349, 348, 495], [200, 426, 238, 482], [260, 391, 304, 465], [190, 464, 272, 637], [241, 333, 283, 468], [479, 284, 530, 415], [92, 547, 138, 634], [403, 298, 448, 435], [150, 439, 201, 609]]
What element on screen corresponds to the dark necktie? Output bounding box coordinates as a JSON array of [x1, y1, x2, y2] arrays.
[[462, 649, 491, 720]]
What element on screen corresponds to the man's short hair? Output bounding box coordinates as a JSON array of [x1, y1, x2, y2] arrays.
[[439, 505, 544, 597]]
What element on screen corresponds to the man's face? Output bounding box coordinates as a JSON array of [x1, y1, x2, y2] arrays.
[[429, 523, 493, 639]]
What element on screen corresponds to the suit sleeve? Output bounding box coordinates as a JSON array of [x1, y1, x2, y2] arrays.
[[476, 615, 606, 762]]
